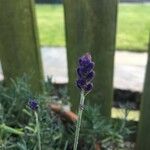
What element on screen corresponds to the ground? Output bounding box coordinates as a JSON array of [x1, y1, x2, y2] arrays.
[[36, 3, 150, 51]]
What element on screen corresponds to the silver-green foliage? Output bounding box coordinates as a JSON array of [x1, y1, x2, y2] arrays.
[[0, 78, 65, 150], [0, 77, 134, 150], [79, 105, 135, 150]]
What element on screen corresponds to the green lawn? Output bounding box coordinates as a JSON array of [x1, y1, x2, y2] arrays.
[[112, 108, 139, 121], [36, 4, 150, 51], [117, 4, 150, 51]]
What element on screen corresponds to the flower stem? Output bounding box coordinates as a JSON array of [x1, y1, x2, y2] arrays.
[[73, 90, 85, 150], [0, 123, 24, 136], [34, 111, 41, 150]]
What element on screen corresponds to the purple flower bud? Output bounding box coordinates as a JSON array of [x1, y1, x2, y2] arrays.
[[77, 79, 86, 89], [76, 53, 95, 93], [86, 71, 95, 82], [78, 62, 94, 76], [28, 99, 38, 110], [83, 83, 93, 92], [79, 53, 91, 66], [85, 62, 95, 72]]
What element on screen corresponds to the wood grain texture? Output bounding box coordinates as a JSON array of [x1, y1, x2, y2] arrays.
[[136, 37, 150, 150], [64, 0, 118, 117], [0, 0, 44, 92]]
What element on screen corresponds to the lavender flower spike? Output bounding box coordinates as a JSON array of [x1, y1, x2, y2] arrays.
[[74, 53, 95, 150], [76, 53, 95, 93], [28, 99, 38, 110]]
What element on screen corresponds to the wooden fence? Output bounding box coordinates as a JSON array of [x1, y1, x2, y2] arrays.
[[0, 1, 150, 149], [35, 0, 150, 3]]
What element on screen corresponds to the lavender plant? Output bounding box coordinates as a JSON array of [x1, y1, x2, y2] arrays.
[[73, 53, 95, 150], [28, 99, 41, 150], [0, 77, 135, 150]]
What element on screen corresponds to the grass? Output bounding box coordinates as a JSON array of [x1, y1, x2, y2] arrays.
[[36, 4, 150, 51], [117, 4, 150, 51], [36, 5, 65, 47], [112, 108, 139, 121]]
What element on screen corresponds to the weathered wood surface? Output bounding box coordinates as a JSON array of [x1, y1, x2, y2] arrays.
[[64, 0, 118, 116], [136, 39, 150, 150], [0, 0, 44, 92]]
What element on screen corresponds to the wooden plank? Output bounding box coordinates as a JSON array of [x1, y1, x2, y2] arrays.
[[0, 0, 44, 92], [136, 36, 150, 150], [64, 0, 118, 117]]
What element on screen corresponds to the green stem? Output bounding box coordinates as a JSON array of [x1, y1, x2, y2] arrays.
[[73, 90, 85, 150], [0, 124, 24, 136], [34, 112, 41, 150]]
